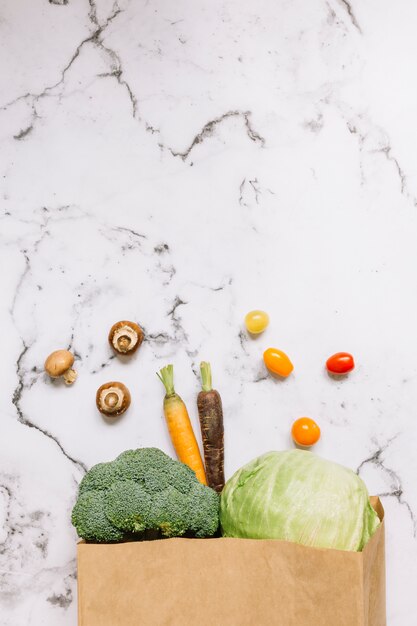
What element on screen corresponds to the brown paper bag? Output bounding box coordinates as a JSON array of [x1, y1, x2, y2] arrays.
[[77, 496, 385, 626]]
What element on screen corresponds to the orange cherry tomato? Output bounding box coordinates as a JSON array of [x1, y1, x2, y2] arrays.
[[263, 348, 293, 377], [291, 417, 321, 447], [326, 352, 355, 375]]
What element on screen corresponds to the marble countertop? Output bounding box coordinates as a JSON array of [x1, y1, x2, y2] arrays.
[[1, 0, 416, 623]]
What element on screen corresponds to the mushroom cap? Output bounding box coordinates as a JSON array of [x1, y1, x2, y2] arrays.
[[44, 350, 75, 377], [96, 381, 131, 417], [108, 320, 144, 355]]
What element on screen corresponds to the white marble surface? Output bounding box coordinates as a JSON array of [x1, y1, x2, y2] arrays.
[[0, 0, 416, 623]]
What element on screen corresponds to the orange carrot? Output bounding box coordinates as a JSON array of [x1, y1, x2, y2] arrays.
[[157, 364, 207, 485]]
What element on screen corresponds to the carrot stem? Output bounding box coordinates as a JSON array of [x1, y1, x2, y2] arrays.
[[156, 364, 175, 396], [200, 361, 212, 392]]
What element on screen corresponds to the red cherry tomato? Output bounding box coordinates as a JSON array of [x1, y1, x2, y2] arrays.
[[326, 352, 355, 375]]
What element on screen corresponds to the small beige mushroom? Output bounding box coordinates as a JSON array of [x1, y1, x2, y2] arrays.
[[108, 320, 144, 355], [96, 381, 131, 417], [44, 350, 77, 385]]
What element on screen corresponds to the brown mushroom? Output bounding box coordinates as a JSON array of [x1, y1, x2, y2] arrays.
[[96, 381, 131, 417], [44, 350, 77, 385], [108, 320, 144, 355]]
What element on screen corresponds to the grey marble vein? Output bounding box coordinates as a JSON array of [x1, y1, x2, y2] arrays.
[[336, 0, 362, 33], [169, 110, 265, 161], [12, 341, 87, 474], [357, 438, 416, 536]]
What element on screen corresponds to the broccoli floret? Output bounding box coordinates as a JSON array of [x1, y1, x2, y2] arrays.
[[105, 480, 152, 533], [165, 462, 197, 495], [71, 448, 219, 543], [187, 483, 220, 538], [148, 486, 190, 537], [71, 491, 125, 542], [115, 448, 169, 479], [79, 462, 118, 494], [115, 448, 176, 494]]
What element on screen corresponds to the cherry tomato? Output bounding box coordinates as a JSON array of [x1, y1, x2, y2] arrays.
[[291, 417, 321, 447], [263, 348, 293, 377], [245, 310, 269, 334], [326, 352, 355, 375]]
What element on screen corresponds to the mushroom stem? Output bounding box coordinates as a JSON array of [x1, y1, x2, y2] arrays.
[[112, 326, 138, 353], [117, 335, 132, 351], [104, 391, 120, 409], [63, 368, 77, 385]]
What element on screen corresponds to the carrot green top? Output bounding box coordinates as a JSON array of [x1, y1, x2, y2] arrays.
[[200, 362, 212, 392], [157, 364, 176, 396]]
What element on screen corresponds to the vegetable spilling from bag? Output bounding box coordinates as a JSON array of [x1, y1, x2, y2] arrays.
[[72, 448, 219, 542], [72, 447, 379, 553], [220, 449, 380, 551]]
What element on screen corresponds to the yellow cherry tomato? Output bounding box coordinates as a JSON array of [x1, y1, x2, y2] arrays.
[[291, 417, 321, 447], [245, 310, 269, 334], [263, 348, 293, 377]]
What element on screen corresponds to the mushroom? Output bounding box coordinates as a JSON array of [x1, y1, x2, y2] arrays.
[[44, 350, 77, 385], [96, 381, 131, 417], [108, 320, 144, 355]]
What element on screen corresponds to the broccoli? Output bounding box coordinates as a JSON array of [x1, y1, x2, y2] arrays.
[[72, 447, 219, 542]]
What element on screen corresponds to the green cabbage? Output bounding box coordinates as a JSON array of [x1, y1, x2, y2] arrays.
[[220, 449, 380, 551]]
